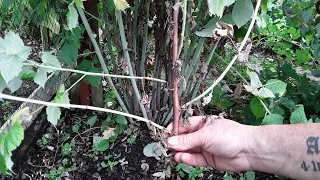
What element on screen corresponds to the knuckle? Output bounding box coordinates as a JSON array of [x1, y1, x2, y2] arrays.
[[180, 134, 192, 147]]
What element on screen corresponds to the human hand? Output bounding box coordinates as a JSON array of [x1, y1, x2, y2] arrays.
[[166, 116, 254, 172]]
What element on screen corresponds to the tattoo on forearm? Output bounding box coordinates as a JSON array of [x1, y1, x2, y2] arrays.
[[301, 161, 320, 172], [300, 137, 320, 172], [307, 137, 319, 155]]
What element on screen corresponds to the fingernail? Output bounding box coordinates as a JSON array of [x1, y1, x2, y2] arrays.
[[167, 136, 179, 146]]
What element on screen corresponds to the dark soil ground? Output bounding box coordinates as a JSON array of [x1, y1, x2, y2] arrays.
[[0, 108, 279, 180]]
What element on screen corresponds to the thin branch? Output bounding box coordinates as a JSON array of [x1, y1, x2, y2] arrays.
[[172, 0, 181, 135], [140, 0, 151, 77], [214, 52, 272, 114], [67, 74, 86, 92], [23, 62, 166, 83], [0, 93, 164, 130], [183, 0, 262, 108], [177, 0, 187, 58], [115, 10, 148, 119], [77, 5, 128, 113]]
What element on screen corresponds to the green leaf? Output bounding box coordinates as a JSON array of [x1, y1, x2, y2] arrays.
[[46, 106, 61, 126], [261, 114, 284, 125], [0, 153, 6, 174], [42, 10, 60, 34], [1, 0, 16, 9], [244, 171, 255, 180], [316, 23, 320, 37], [42, 51, 62, 72], [195, 17, 219, 37], [72, 123, 80, 133], [0, 75, 6, 93], [232, 0, 254, 28], [7, 77, 22, 93], [224, 175, 233, 180], [115, 115, 127, 125], [295, 49, 311, 64], [250, 97, 265, 119], [87, 116, 98, 127], [67, 4, 79, 31], [143, 142, 162, 157], [106, 0, 115, 12], [4, 121, 24, 153], [301, 10, 313, 24], [265, 79, 287, 97], [58, 42, 78, 65], [53, 85, 70, 105], [257, 88, 275, 99], [97, 139, 109, 151], [290, 105, 308, 124], [101, 161, 108, 168], [61, 143, 72, 155], [86, 67, 101, 87], [221, 14, 235, 25], [249, 72, 262, 89], [34, 68, 47, 88], [288, 27, 301, 40], [0, 31, 31, 83], [74, 0, 84, 8], [208, 0, 224, 18], [224, 0, 235, 7], [279, 97, 296, 110], [77, 60, 91, 71]]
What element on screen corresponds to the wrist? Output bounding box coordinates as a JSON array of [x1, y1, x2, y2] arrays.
[[243, 125, 290, 175]]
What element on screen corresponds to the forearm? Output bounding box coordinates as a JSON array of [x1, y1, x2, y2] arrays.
[[246, 123, 320, 180]]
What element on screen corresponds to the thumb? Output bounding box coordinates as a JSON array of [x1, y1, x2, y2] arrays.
[[167, 131, 204, 151]]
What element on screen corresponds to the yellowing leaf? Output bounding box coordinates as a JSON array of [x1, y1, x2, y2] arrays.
[[113, 0, 130, 12]]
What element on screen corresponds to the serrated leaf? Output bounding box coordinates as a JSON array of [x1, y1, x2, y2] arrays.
[[67, 4, 79, 31], [34, 67, 47, 88], [295, 49, 311, 64], [208, 0, 224, 18], [86, 67, 101, 87], [279, 97, 296, 110], [53, 84, 70, 105], [261, 114, 284, 125], [257, 88, 275, 99], [114, 0, 130, 12], [0, 54, 23, 84], [58, 42, 78, 65], [290, 105, 308, 124], [264, 79, 287, 97], [249, 72, 262, 89], [250, 97, 265, 119], [87, 116, 98, 127], [4, 121, 24, 153], [143, 142, 162, 157], [46, 106, 61, 126], [232, 0, 254, 28], [42, 51, 61, 72], [7, 77, 22, 93], [0, 31, 31, 83], [115, 115, 127, 125]]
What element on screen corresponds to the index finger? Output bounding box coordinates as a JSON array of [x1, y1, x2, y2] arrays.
[[166, 116, 208, 134]]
